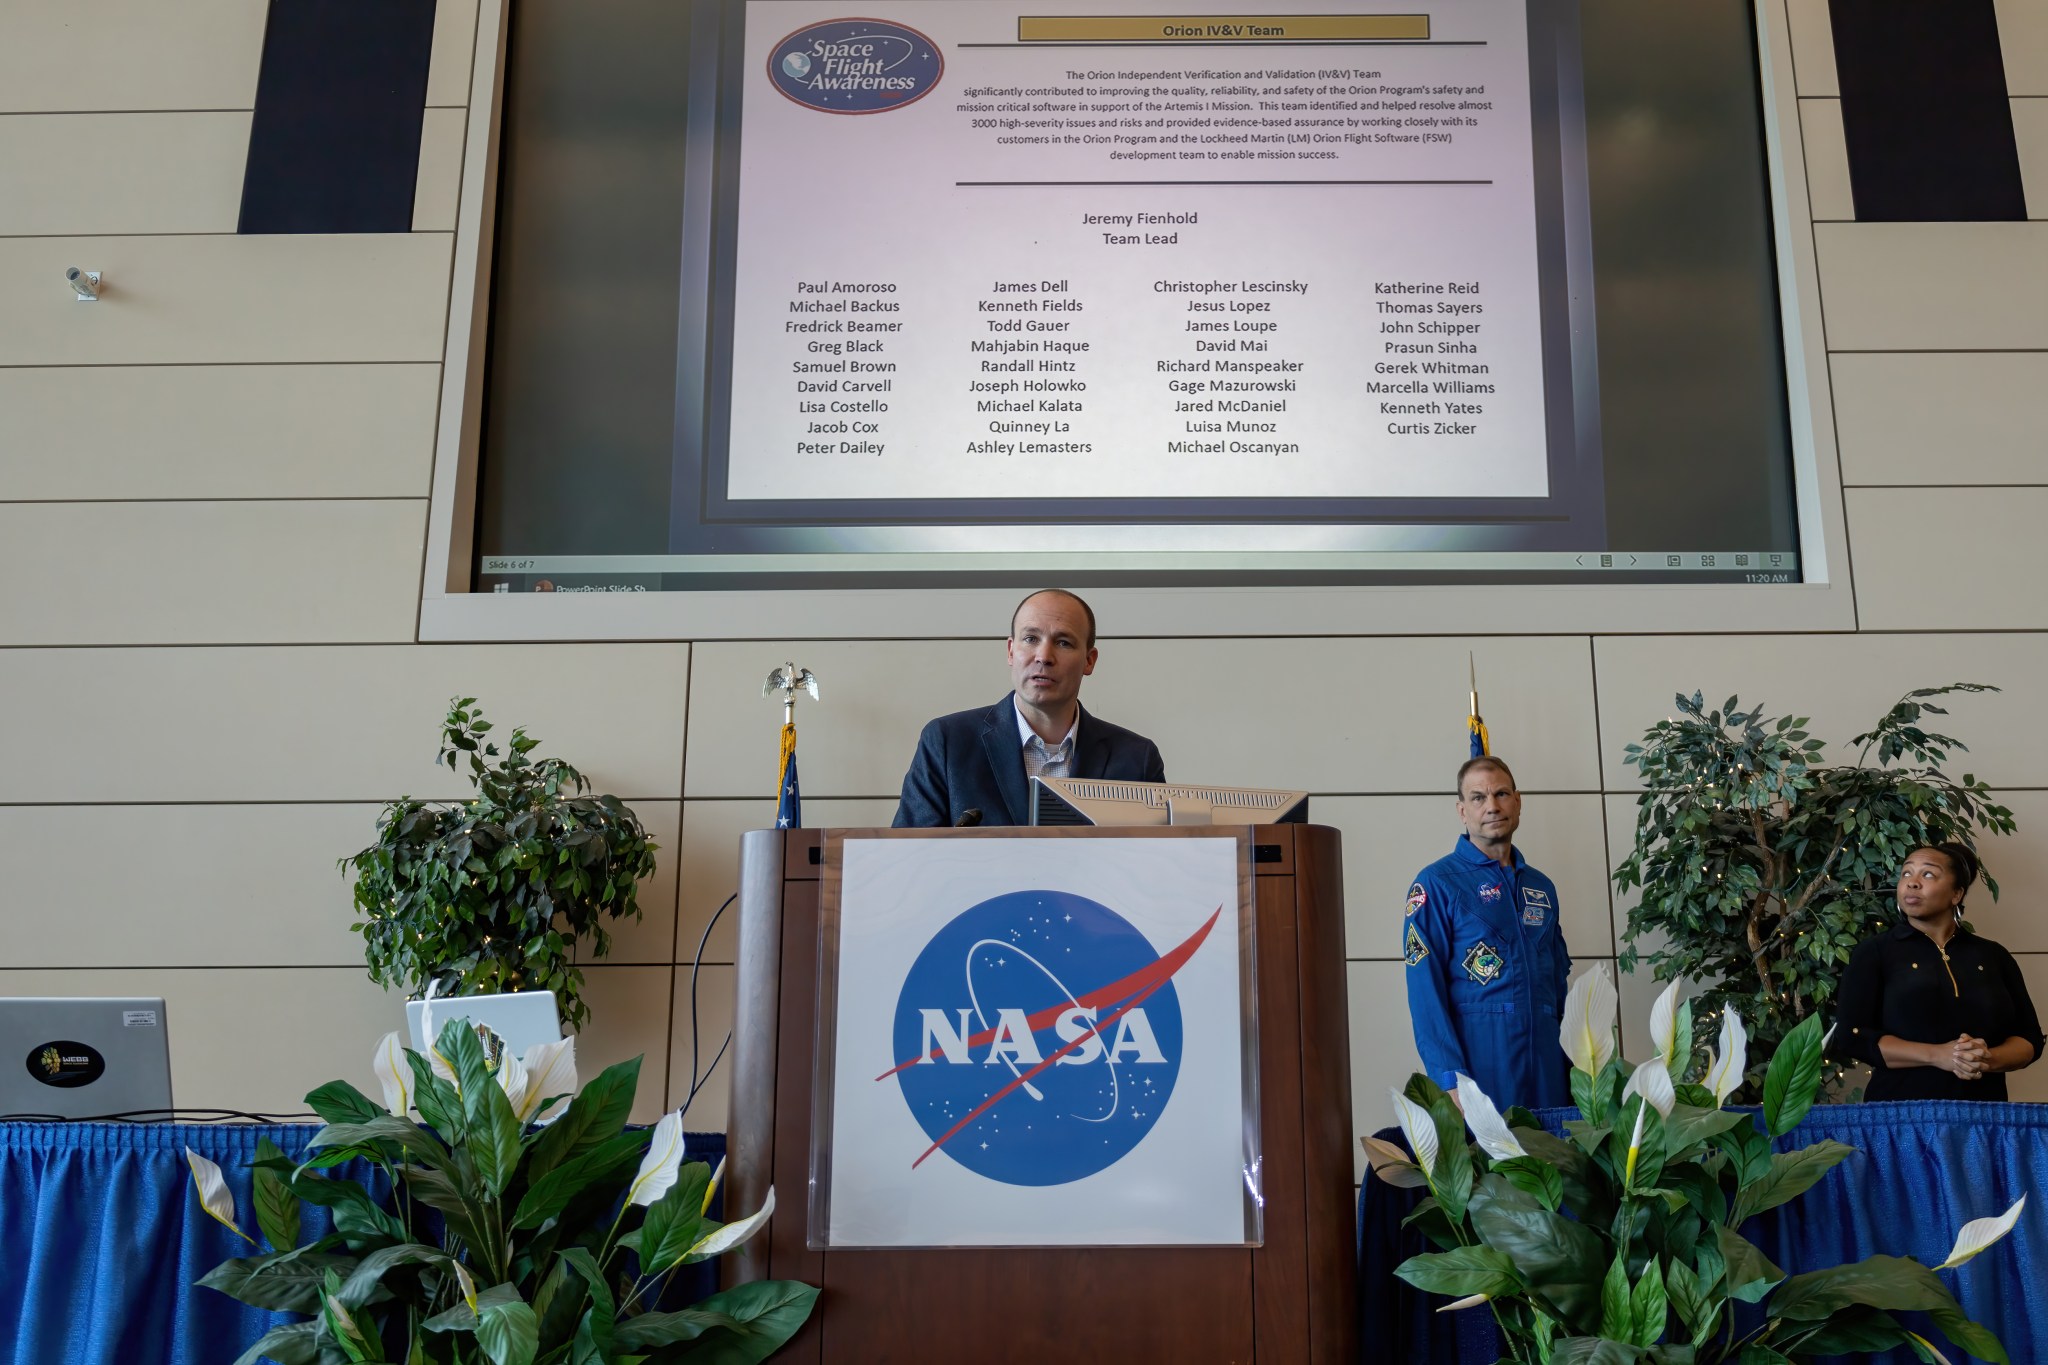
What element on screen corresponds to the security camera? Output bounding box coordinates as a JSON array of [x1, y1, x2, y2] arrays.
[[66, 267, 100, 301]]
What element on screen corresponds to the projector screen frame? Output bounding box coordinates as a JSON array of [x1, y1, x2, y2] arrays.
[[418, 0, 1853, 642]]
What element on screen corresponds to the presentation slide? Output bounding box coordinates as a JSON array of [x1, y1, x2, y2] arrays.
[[726, 1, 1546, 502], [471, 0, 1805, 589]]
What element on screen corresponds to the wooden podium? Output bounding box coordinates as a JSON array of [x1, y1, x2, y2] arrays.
[[726, 825, 1356, 1363]]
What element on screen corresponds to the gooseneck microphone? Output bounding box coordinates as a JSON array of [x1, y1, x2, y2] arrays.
[[954, 808, 984, 827]]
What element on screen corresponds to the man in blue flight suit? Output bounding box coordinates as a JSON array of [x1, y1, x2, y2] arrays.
[[1403, 754, 1572, 1110]]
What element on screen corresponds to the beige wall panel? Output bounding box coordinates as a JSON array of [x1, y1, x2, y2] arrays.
[[0, 112, 249, 235], [413, 108, 466, 231], [583, 801, 680, 965], [1785, 0, 1839, 97], [0, 365, 439, 501], [0, 644, 690, 803], [0, 234, 454, 366], [2011, 956, 2048, 1102], [1318, 794, 1615, 964], [676, 800, 896, 964], [665, 965, 736, 1134], [1979, 793, 2048, 954], [2, 804, 375, 968], [1997, 1, 2048, 96], [0, 0, 267, 113], [1831, 352, 2048, 486], [0, 966, 398, 1116], [1594, 634, 2048, 789], [1798, 100, 1854, 220], [1847, 487, 2048, 631], [2015, 98, 2048, 220], [684, 636, 1600, 798], [572, 964, 677, 1124], [0, 500, 425, 644], [426, 0, 482, 106], [1815, 222, 2048, 351]]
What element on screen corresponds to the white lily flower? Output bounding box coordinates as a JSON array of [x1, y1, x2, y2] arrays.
[[1437, 1293, 1493, 1313], [688, 1186, 776, 1261], [1904, 1331, 1954, 1365], [1559, 965, 1619, 1077], [494, 1049, 529, 1118], [703, 1154, 726, 1214], [1703, 1007, 1749, 1106], [627, 1110, 687, 1207], [451, 1259, 479, 1316], [1821, 1022, 1837, 1053], [372, 1031, 412, 1116], [1622, 1058, 1677, 1120], [184, 1148, 256, 1246], [1648, 980, 1681, 1071], [1390, 1089, 1440, 1179], [1361, 1135, 1430, 1189], [1455, 1073, 1526, 1161], [419, 989, 458, 1086], [1936, 1194, 2026, 1270], [1623, 1095, 1651, 1187], [512, 1036, 576, 1126]]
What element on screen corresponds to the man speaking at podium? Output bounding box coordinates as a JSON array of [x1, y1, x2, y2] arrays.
[[893, 589, 1166, 827]]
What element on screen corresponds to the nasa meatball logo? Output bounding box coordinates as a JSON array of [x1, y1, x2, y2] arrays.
[[768, 18, 943, 114], [879, 888, 1218, 1186]]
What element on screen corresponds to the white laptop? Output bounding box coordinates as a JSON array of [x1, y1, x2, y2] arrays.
[[0, 997, 173, 1120], [405, 989, 561, 1065]]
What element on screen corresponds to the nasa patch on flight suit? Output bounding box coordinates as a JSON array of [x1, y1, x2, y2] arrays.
[[1522, 886, 1550, 926], [1405, 922, 1429, 967], [1462, 940, 1505, 984], [1479, 882, 1503, 903], [1406, 882, 1427, 915]]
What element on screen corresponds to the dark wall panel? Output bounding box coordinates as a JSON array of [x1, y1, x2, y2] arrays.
[[239, 0, 438, 234], [1829, 0, 2026, 222]]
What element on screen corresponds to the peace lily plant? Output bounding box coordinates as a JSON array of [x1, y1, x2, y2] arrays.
[[1369, 966, 2026, 1364], [187, 1019, 815, 1365]]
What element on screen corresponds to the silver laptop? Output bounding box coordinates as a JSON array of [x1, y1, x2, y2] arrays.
[[405, 989, 561, 1064], [0, 997, 173, 1120]]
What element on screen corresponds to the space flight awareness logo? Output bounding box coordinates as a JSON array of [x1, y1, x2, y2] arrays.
[[768, 18, 944, 114], [877, 889, 1218, 1186]]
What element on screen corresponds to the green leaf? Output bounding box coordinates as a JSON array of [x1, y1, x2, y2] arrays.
[[1714, 1227, 1783, 1304], [1551, 1340, 1648, 1365], [1781, 1306, 1909, 1355], [198, 1253, 362, 1313], [557, 1246, 616, 1357], [511, 1129, 647, 1229], [1763, 1014, 1825, 1137], [1392, 1244, 1521, 1300], [645, 1281, 821, 1363], [637, 1162, 714, 1274], [466, 1067, 525, 1198], [332, 1243, 458, 1311], [406, 1051, 465, 1144], [1629, 1258, 1668, 1349], [231, 1322, 321, 1365], [288, 1170, 409, 1249], [425, 1281, 524, 1331], [1768, 1253, 1960, 1322], [304, 1114, 452, 1172], [611, 1308, 742, 1350], [251, 1136, 303, 1252], [1467, 1176, 1608, 1335], [397, 1164, 491, 1249], [1599, 1249, 1633, 1341], [1663, 1258, 1708, 1337], [478, 1299, 541, 1365], [528, 1057, 642, 1185], [1927, 1301, 2010, 1365], [1733, 1347, 1791, 1364], [1662, 1104, 1746, 1155], [1492, 1156, 1564, 1211], [305, 1080, 385, 1127], [1731, 1141, 1853, 1224]]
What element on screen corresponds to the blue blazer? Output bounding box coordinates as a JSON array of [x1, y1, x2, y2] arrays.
[[892, 694, 1166, 827]]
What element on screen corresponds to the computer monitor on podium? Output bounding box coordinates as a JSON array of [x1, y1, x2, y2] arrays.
[[1029, 777, 1309, 827]]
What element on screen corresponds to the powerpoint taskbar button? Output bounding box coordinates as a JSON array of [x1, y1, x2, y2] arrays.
[[1016, 14, 1431, 43]]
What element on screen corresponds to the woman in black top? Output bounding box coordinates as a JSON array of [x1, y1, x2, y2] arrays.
[[1836, 842, 2043, 1102]]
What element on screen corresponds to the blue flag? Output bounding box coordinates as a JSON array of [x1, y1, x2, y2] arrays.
[[775, 722, 801, 829], [1469, 711, 1490, 759]]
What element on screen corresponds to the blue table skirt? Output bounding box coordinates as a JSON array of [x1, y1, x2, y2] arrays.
[[1358, 1101, 2047, 1365], [0, 1121, 726, 1365]]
